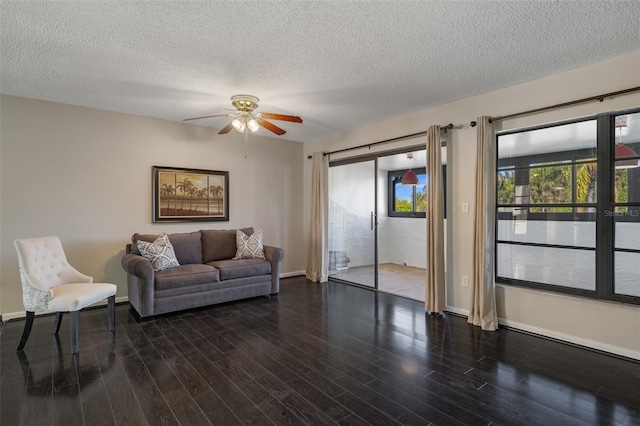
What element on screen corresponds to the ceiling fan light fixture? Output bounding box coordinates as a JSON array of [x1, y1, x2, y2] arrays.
[[247, 118, 260, 132], [232, 117, 245, 132], [184, 94, 302, 137]]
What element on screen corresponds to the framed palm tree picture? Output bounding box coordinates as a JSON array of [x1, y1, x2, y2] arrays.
[[152, 166, 229, 222]]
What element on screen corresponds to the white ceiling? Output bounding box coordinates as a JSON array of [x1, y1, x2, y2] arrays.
[[1, 1, 639, 143]]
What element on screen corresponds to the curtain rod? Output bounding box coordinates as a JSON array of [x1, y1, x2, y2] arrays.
[[469, 86, 640, 127], [307, 123, 454, 159]]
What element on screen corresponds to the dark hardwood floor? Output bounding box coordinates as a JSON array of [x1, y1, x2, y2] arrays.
[[1, 276, 639, 425]]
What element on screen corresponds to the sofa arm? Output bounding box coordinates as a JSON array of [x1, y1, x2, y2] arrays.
[[264, 245, 284, 294], [264, 245, 284, 264], [121, 253, 155, 318], [122, 253, 154, 279]]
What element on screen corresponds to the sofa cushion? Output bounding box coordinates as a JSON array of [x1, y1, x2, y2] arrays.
[[154, 264, 220, 291], [201, 227, 253, 263], [137, 233, 180, 272], [206, 258, 271, 281], [233, 228, 266, 260], [133, 231, 202, 265]]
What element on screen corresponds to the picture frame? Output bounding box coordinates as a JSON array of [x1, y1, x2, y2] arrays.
[[152, 166, 229, 222]]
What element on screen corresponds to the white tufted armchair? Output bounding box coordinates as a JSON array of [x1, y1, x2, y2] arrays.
[[14, 236, 117, 353]]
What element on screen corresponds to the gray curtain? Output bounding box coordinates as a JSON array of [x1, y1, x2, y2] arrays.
[[425, 125, 446, 313], [306, 152, 329, 282], [469, 116, 498, 330]]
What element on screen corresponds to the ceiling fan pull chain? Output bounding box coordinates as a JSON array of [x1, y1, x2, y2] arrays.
[[244, 128, 249, 159]]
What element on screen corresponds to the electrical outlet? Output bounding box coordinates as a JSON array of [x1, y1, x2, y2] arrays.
[[461, 275, 469, 287], [462, 203, 469, 214]]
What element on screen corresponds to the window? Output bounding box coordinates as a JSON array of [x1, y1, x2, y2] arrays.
[[496, 109, 640, 304], [388, 168, 426, 217], [387, 166, 446, 218]]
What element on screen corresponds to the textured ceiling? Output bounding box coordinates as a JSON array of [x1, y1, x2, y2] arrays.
[[1, 1, 639, 143]]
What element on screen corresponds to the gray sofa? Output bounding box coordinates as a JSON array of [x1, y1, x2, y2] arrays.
[[121, 228, 284, 319]]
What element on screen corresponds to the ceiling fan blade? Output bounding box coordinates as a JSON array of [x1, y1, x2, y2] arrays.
[[183, 113, 234, 122], [256, 118, 286, 135], [218, 122, 235, 134], [259, 113, 303, 123]]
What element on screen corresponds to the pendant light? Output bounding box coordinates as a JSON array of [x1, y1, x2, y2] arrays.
[[615, 120, 639, 169], [402, 153, 419, 186]]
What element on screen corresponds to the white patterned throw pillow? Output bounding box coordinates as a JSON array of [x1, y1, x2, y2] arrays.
[[233, 228, 266, 260], [137, 233, 180, 271]]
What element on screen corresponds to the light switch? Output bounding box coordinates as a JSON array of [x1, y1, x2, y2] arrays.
[[462, 203, 469, 214]]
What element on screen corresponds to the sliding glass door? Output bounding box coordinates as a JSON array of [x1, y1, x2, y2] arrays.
[[329, 145, 447, 301], [328, 160, 377, 288], [377, 151, 428, 300], [327, 146, 443, 302]]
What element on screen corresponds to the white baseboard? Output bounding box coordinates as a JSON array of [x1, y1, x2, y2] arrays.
[[445, 306, 639, 361], [280, 271, 306, 278], [2, 296, 129, 321], [3, 310, 46, 321], [445, 306, 469, 317]]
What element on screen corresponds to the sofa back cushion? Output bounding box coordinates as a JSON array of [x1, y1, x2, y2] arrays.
[[132, 231, 202, 265], [201, 227, 253, 263]]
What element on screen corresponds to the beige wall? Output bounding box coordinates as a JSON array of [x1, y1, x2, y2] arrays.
[[0, 95, 306, 316], [303, 52, 640, 359]]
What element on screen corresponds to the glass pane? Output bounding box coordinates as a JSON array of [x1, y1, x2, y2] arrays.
[[614, 168, 640, 204], [329, 161, 376, 287], [498, 120, 597, 161], [497, 170, 515, 204], [497, 217, 595, 248], [394, 181, 413, 212], [614, 209, 640, 250], [378, 150, 428, 301], [415, 174, 427, 212], [394, 173, 427, 213], [497, 244, 595, 290], [614, 252, 640, 297], [576, 161, 598, 206], [613, 112, 640, 298], [529, 163, 572, 205], [615, 169, 629, 203], [614, 112, 640, 169], [497, 120, 597, 215]]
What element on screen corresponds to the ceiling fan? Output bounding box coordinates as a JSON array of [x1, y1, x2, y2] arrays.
[[183, 94, 303, 136]]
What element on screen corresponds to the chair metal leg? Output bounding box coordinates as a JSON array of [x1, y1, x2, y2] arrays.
[[70, 311, 80, 354], [108, 295, 116, 333], [17, 311, 35, 351], [53, 312, 64, 335]]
